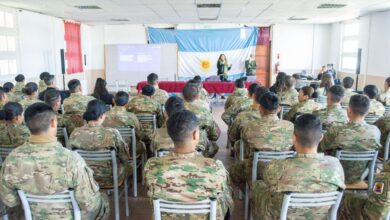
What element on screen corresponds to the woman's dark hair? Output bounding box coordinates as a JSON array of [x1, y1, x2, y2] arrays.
[[0, 110, 5, 121], [301, 86, 315, 99], [23, 82, 38, 95], [15, 74, 25, 82], [92, 78, 109, 99], [3, 102, 23, 121], [319, 73, 334, 96], [3, 82, 14, 92], [83, 99, 106, 122], [274, 72, 287, 92], [40, 72, 50, 80]]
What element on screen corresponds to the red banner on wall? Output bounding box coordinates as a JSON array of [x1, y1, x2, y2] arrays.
[[64, 21, 83, 74], [257, 27, 270, 46]]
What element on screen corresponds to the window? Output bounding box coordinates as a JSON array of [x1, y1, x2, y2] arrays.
[[340, 21, 360, 72], [0, 7, 18, 76]]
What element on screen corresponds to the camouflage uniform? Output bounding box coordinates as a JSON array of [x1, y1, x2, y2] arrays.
[[0, 101, 5, 110], [0, 123, 30, 148], [342, 88, 357, 105], [379, 89, 390, 106], [278, 89, 299, 106], [313, 104, 348, 129], [70, 124, 131, 188], [230, 114, 294, 191], [369, 99, 385, 116], [375, 116, 390, 157], [285, 99, 324, 121], [251, 153, 345, 220], [200, 88, 210, 103], [321, 121, 381, 183], [19, 96, 43, 110], [5, 92, 21, 102], [14, 82, 24, 96], [224, 88, 248, 110], [0, 135, 110, 219], [144, 151, 234, 220], [102, 106, 146, 156], [63, 93, 95, 134], [151, 88, 169, 105], [227, 104, 261, 145], [222, 97, 252, 126], [38, 79, 47, 93]]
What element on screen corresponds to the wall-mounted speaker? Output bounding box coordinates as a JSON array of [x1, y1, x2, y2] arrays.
[[60, 49, 66, 75]]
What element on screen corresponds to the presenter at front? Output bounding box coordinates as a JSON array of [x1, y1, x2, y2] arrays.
[[245, 54, 257, 76], [217, 54, 231, 82]]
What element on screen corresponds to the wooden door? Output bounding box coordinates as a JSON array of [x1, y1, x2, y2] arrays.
[[255, 27, 271, 87]]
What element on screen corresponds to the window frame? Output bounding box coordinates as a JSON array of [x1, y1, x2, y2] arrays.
[[340, 21, 360, 73]]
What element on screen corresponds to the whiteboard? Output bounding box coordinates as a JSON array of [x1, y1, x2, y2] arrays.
[[105, 44, 178, 87]]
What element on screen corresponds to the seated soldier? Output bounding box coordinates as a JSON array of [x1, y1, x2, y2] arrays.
[[313, 85, 348, 129], [147, 73, 169, 105], [0, 102, 109, 219], [378, 76, 390, 106], [230, 92, 294, 191], [364, 84, 385, 116], [103, 91, 145, 156], [222, 83, 259, 126], [14, 74, 25, 97], [193, 75, 210, 103], [63, 79, 95, 134], [38, 72, 50, 92], [44, 89, 66, 146], [144, 110, 233, 219], [341, 77, 357, 106], [321, 94, 381, 184], [38, 74, 56, 101], [278, 75, 299, 106], [70, 100, 131, 188], [339, 160, 390, 220], [0, 102, 30, 148], [0, 88, 8, 110], [183, 84, 220, 157], [186, 79, 210, 110], [3, 82, 21, 102], [224, 78, 248, 110], [251, 114, 345, 219], [19, 82, 43, 110], [375, 115, 390, 158], [285, 86, 324, 121]]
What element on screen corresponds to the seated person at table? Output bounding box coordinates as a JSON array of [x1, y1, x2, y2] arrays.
[[0, 102, 30, 148], [224, 78, 248, 110], [0, 89, 8, 110], [38, 71, 50, 92], [3, 82, 21, 102], [251, 114, 345, 219], [103, 91, 145, 156], [364, 85, 385, 116], [38, 74, 56, 101], [378, 76, 390, 106], [317, 73, 334, 97], [321, 94, 381, 184], [0, 103, 110, 219], [339, 160, 390, 220], [144, 110, 233, 219], [70, 100, 131, 188], [183, 84, 220, 157], [91, 78, 114, 106], [230, 92, 294, 191], [14, 74, 25, 97], [313, 85, 348, 129], [147, 73, 169, 105], [222, 83, 259, 126], [341, 77, 357, 106], [193, 75, 209, 103], [285, 86, 324, 121], [278, 75, 299, 106], [19, 82, 43, 110]]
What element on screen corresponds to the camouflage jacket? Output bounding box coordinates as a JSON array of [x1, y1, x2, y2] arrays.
[[378, 89, 390, 106], [369, 99, 385, 116], [342, 88, 357, 105], [144, 151, 233, 220], [222, 98, 252, 126], [224, 88, 248, 110], [0, 123, 30, 148], [0, 135, 109, 220], [38, 80, 47, 93], [63, 93, 95, 114], [63, 113, 85, 135], [278, 89, 299, 106], [321, 121, 381, 183], [70, 124, 130, 188], [375, 116, 390, 149], [19, 96, 43, 111], [14, 82, 24, 96], [313, 104, 348, 129], [103, 106, 141, 138], [151, 88, 169, 105], [251, 153, 345, 220], [5, 93, 21, 102], [228, 104, 261, 144], [185, 101, 220, 141], [285, 99, 324, 121]]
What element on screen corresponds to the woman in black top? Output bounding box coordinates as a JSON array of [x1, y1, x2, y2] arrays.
[[92, 78, 114, 105], [217, 54, 231, 82]]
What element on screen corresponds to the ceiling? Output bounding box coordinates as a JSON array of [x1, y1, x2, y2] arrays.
[[0, 0, 390, 25]]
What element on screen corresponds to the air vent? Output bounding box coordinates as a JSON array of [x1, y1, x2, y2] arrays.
[[288, 16, 308, 21], [110, 19, 129, 22], [74, 5, 102, 9], [317, 4, 347, 9], [197, 4, 221, 8]]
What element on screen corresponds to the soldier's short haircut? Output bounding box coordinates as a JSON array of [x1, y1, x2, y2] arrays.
[[23, 82, 38, 95], [328, 85, 344, 103], [165, 96, 184, 117], [44, 89, 61, 108], [4, 102, 23, 121], [142, 84, 155, 96], [294, 114, 323, 148], [193, 75, 202, 83], [24, 103, 56, 134], [254, 86, 270, 104], [68, 79, 81, 92], [3, 82, 14, 93], [248, 83, 260, 96], [147, 73, 158, 85], [183, 84, 199, 102], [363, 85, 379, 99], [235, 78, 245, 88], [260, 92, 279, 111], [167, 110, 198, 145], [343, 77, 354, 89], [83, 99, 106, 122], [44, 75, 55, 86], [114, 91, 129, 106], [284, 76, 295, 89], [349, 94, 370, 116], [301, 86, 315, 98], [386, 77, 390, 87], [40, 72, 50, 80], [15, 74, 25, 82]]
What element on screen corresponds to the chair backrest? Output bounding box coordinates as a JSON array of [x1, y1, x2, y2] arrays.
[[0, 147, 13, 165], [385, 210, 390, 220], [153, 197, 217, 220], [155, 149, 170, 157], [105, 105, 112, 111], [364, 114, 379, 124], [252, 150, 296, 182], [336, 150, 378, 189], [57, 127, 70, 148], [160, 104, 165, 114], [137, 114, 157, 131], [385, 106, 390, 115], [280, 190, 344, 220], [17, 189, 81, 220], [60, 104, 65, 115], [116, 127, 136, 160], [280, 105, 291, 120], [385, 131, 390, 161], [316, 96, 327, 105]]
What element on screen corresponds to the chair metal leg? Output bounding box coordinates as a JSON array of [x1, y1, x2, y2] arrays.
[[124, 180, 129, 217], [114, 178, 120, 220], [141, 153, 145, 186], [245, 184, 249, 220]]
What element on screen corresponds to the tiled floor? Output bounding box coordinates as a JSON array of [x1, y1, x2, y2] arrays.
[[107, 100, 244, 220]]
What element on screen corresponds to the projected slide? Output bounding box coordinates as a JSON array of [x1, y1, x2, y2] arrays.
[[118, 45, 161, 71]]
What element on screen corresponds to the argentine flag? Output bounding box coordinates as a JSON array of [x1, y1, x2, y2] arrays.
[[148, 27, 258, 80]]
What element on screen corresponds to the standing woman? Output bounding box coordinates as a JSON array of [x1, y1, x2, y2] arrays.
[[92, 78, 114, 106], [217, 54, 232, 82]]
